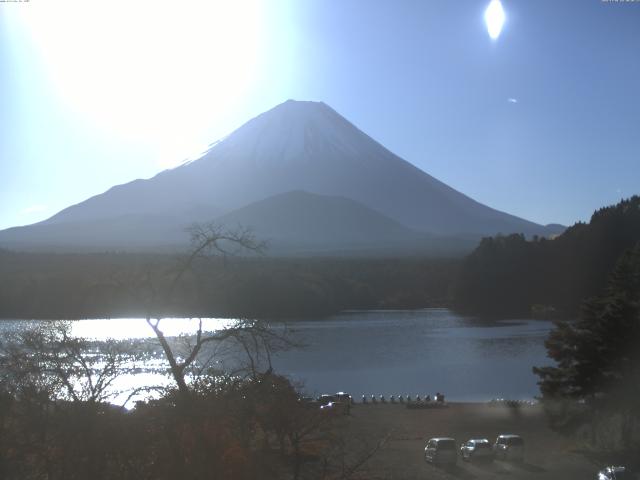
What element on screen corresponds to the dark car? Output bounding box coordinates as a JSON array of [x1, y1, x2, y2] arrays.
[[493, 434, 524, 462], [319, 401, 348, 415], [424, 437, 457, 466], [317, 394, 336, 406]]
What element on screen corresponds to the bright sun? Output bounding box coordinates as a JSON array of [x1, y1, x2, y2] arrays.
[[14, 0, 264, 167], [485, 0, 506, 40]]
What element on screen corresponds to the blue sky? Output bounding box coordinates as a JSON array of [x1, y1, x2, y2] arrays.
[[1, 0, 639, 230]]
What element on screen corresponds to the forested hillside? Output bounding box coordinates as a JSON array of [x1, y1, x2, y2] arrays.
[[454, 196, 640, 316], [0, 251, 458, 319]]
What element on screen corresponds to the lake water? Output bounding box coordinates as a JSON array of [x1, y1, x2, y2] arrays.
[[0, 309, 553, 405]]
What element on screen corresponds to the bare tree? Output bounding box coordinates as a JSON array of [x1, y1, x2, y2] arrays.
[[146, 317, 295, 399], [0, 321, 141, 404], [140, 223, 300, 400]]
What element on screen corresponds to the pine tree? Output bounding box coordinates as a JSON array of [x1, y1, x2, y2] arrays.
[[535, 243, 640, 400], [534, 243, 640, 446]]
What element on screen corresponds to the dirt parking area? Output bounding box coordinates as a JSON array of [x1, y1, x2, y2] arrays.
[[345, 402, 597, 479]]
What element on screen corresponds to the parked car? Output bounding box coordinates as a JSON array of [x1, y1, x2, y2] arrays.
[[319, 401, 348, 415], [460, 438, 494, 462], [298, 396, 319, 408], [334, 392, 352, 404], [493, 434, 524, 462], [598, 466, 634, 479], [424, 437, 457, 466], [317, 394, 336, 406]]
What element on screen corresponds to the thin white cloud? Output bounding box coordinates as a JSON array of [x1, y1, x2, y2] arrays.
[[507, 98, 518, 103], [20, 204, 48, 215]]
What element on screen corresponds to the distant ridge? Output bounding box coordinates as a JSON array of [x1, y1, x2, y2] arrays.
[[215, 190, 425, 252]]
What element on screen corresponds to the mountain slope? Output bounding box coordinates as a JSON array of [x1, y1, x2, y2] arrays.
[[0, 214, 189, 251], [215, 190, 425, 252], [0, 100, 561, 252], [172, 99, 550, 236]]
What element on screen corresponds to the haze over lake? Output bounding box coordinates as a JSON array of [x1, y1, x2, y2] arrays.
[[0, 309, 553, 404]]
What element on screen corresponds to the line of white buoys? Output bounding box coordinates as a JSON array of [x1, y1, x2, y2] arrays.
[[316, 392, 538, 409], [487, 398, 538, 408], [356, 393, 450, 408], [358, 394, 439, 404]]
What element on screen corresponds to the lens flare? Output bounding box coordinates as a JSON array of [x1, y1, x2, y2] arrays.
[[13, 0, 265, 167], [485, 0, 506, 40]]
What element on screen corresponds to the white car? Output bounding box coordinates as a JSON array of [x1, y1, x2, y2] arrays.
[[493, 434, 524, 462], [598, 466, 634, 479], [460, 438, 494, 462], [424, 437, 457, 466]]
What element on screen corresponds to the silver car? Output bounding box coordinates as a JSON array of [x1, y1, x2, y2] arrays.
[[494, 434, 524, 462], [424, 437, 457, 466], [460, 438, 494, 462]]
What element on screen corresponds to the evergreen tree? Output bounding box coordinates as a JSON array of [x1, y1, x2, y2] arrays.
[[535, 243, 640, 399], [534, 243, 640, 444]]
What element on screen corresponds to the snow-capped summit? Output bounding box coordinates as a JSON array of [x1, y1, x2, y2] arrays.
[[188, 99, 394, 180], [211, 100, 374, 166]]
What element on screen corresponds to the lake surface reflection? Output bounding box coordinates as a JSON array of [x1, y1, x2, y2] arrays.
[[272, 309, 553, 402], [0, 309, 553, 404]]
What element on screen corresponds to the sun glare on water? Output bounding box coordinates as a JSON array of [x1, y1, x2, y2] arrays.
[[484, 0, 506, 40], [13, 0, 264, 168], [69, 318, 237, 341]]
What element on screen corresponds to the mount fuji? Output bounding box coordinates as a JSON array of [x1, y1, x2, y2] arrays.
[[0, 100, 563, 254]]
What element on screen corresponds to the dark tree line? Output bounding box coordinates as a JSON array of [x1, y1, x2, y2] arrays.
[[533, 242, 640, 455], [454, 196, 640, 317], [0, 250, 459, 320]]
